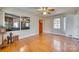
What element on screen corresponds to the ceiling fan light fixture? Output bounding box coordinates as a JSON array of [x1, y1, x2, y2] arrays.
[[43, 11, 47, 15], [43, 7, 46, 10], [37, 7, 55, 15]]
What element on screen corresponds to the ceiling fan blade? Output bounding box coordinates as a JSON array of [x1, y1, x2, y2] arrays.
[[47, 11, 51, 14], [48, 9, 55, 11], [36, 7, 55, 15]]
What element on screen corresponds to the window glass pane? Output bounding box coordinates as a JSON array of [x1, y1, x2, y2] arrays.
[[54, 18, 60, 29]]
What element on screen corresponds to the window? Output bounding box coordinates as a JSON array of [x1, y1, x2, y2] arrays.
[[54, 18, 60, 29]]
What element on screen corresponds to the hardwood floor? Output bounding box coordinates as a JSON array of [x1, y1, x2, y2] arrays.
[[0, 33, 79, 52]]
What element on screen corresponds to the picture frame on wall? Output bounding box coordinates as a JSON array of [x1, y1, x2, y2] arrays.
[[21, 16, 30, 30], [5, 13, 20, 31], [4, 13, 30, 31]]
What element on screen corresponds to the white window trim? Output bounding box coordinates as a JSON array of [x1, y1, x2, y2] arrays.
[[53, 18, 60, 29]]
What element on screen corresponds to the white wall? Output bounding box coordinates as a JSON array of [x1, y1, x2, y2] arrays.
[[43, 15, 65, 35], [43, 17, 53, 33], [43, 10, 79, 39], [0, 8, 39, 45], [52, 15, 65, 35], [0, 10, 4, 44], [0, 10, 4, 26], [65, 15, 79, 38]]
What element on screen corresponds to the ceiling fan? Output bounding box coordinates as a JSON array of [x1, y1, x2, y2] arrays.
[[37, 7, 55, 15]]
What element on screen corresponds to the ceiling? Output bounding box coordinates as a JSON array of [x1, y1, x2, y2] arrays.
[[2, 7, 79, 16]]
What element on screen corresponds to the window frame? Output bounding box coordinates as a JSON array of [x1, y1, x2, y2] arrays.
[[53, 18, 61, 29]]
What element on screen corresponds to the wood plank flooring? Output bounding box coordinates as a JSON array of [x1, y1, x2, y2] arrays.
[[0, 33, 79, 52]]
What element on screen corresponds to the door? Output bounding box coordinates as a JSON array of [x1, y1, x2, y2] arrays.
[[39, 20, 43, 34]]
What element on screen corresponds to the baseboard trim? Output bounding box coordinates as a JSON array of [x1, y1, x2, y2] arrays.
[[44, 32, 65, 36], [19, 33, 39, 40], [44, 32, 79, 40]]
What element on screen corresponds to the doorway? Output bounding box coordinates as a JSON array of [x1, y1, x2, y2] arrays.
[[39, 20, 43, 34]]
